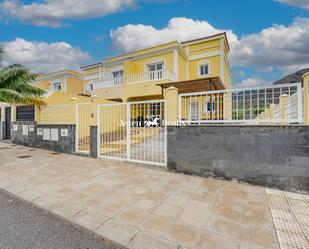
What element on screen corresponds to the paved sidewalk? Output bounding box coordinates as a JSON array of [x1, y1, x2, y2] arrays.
[[0, 142, 307, 249]]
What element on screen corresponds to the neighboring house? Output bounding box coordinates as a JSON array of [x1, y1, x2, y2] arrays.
[[81, 33, 232, 102], [34, 69, 84, 97]]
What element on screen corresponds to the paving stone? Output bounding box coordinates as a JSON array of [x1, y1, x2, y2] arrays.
[[165, 222, 202, 249], [18, 189, 46, 201], [96, 219, 139, 246], [198, 231, 239, 249], [128, 232, 177, 249], [116, 206, 149, 226], [138, 214, 175, 237], [71, 208, 109, 230], [49, 202, 84, 220]]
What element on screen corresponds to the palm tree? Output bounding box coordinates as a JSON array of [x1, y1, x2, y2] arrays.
[[0, 46, 45, 106]]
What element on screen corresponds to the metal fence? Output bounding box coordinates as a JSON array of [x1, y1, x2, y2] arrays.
[[76, 103, 91, 154], [179, 83, 303, 124]]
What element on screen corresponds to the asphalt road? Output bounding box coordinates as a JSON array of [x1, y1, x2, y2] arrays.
[[0, 190, 122, 249]]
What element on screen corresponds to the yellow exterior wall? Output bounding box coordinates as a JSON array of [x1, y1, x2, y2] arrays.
[[36, 80, 50, 91], [187, 39, 220, 56], [178, 53, 187, 81], [188, 56, 221, 80], [66, 77, 84, 95]]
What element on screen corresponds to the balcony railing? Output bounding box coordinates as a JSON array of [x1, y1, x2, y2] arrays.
[[126, 69, 176, 85], [91, 77, 124, 90], [88, 69, 176, 90]]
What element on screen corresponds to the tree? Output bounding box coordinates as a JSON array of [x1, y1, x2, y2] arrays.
[[0, 46, 45, 106]]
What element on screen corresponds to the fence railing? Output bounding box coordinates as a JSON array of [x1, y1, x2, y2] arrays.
[[40, 104, 75, 124], [178, 83, 303, 124], [126, 69, 176, 85]]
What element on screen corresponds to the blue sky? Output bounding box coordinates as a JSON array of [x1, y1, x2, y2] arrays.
[[1, 0, 309, 87]]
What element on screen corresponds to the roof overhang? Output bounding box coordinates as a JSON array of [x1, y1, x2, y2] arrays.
[[157, 77, 224, 94]]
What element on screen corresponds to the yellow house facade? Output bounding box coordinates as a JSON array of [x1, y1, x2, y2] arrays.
[[81, 33, 232, 102]]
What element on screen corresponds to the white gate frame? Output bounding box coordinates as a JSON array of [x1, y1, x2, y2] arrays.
[[75, 102, 91, 154], [97, 100, 167, 167]]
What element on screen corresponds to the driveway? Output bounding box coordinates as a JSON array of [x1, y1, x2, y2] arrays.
[[0, 142, 308, 249], [0, 189, 122, 249]]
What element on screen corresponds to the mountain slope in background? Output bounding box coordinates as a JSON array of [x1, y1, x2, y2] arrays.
[[274, 68, 309, 85]]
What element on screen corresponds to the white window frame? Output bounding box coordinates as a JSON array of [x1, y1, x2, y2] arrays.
[[52, 80, 62, 92], [197, 60, 210, 77], [145, 58, 166, 72], [87, 83, 94, 91], [204, 97, 216, 114]]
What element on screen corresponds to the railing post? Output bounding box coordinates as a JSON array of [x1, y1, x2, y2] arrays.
[[303, 73, 309, 125], [280, 94, 289, 121]]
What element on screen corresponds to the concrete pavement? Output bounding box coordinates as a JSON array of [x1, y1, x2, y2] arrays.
[[0, 142, 308, 249]]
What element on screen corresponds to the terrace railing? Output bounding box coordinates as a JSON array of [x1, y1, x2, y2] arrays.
[[178, 83, 303, 124]]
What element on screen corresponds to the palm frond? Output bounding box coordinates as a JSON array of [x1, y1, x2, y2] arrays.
[[0, 64, 45, 96], [0, 88, 46, 107]]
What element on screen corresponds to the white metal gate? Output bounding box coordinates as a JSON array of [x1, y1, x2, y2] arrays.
[[97, 100, 166, 166], [76, 103, 91, 154]]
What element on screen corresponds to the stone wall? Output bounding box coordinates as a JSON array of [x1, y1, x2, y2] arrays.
[[167, 125, 309, 192], [10, 121, 76, 154]]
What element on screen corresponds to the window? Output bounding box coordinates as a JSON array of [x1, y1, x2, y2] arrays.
[[147, 61, 164, 80], [112, 70, 123, 78], [112, 70, 123, 85], [147, 62, 164, 72], [53, 81, 61, 91], [149, 103, 161, 118], [198, 61, 210, 77], [204, 98, 216, 113], [88, 83, 94, 91]]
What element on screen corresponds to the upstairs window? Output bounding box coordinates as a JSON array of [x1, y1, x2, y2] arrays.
[[112, 70, 123, 85], [198, 61, 210, 77], [112, 70, 123, 78], [88, 83, 94, 91], [147, 62, 164, 72], [147, 61, 164, 80], [53, 81, 61, 91]]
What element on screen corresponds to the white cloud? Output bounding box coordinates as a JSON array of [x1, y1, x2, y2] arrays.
[[110, 17, 309, 75], [0, 0, 137, 27], [110, 17, 238, 53], [1, 38, 91, 73], [276, 0, 309, 10], [237, 77, 268, 88], [230, 17, 309, 74]]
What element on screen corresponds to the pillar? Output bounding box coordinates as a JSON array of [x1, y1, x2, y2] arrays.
[[164, 86, 179, 124], [303, 73, 309, 125], [280, 94, 289, 120]]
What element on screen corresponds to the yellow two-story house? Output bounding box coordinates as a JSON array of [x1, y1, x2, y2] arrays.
[[81, 33, 232, 103]]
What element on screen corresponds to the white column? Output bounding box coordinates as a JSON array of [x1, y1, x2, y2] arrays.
[[173, 49, 179, 81], [220, 38, 225, 83]]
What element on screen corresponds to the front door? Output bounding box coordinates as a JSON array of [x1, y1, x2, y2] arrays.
[[4, 107, 11, 140], [190, 101, 199, 121]]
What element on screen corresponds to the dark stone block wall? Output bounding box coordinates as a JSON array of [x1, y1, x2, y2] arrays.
[[167, 125, 309, 192], [10, 121, 76, 154], [90, 126, 98, 158]]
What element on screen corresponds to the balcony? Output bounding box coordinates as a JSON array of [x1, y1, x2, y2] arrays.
[[126, 69, 176, 85], [88, 69, 176, 90], [90, 77, 123, 90]]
